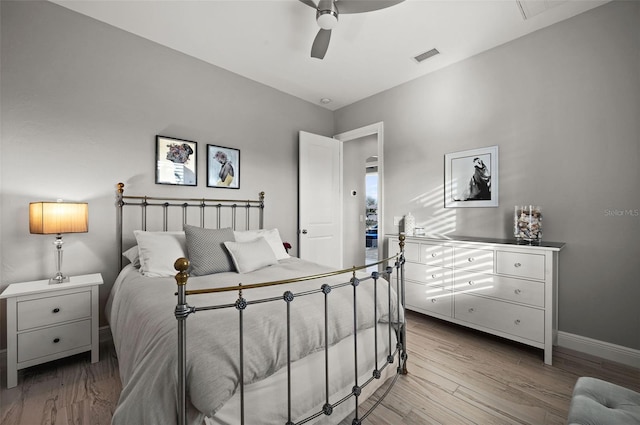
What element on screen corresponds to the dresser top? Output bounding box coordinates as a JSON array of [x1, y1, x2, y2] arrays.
[[388, 234, 566, 251]]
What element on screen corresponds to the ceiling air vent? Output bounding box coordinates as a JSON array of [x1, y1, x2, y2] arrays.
[[413, 48, 440, 63]]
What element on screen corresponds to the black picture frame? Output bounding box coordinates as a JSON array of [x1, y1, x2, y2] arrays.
[[207, 144, 240, 189], [155, 135, 197, 186]]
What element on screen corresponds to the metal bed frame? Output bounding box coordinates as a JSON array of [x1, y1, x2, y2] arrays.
[[115, 183, 407, 425]]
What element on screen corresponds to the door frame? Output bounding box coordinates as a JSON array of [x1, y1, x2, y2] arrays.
[[334, 122, 384, 262]]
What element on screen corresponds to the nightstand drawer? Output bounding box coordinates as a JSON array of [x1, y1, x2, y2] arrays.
[[17, 290, 91, 330], [497, 251, 545, 280], [17, 319, 92, 363]]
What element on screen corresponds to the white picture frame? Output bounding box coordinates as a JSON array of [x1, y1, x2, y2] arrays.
[[444, 145, 498, 208]]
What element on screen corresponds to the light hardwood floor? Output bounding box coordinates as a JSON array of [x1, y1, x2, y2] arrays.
[[1, 311, 638, 424]]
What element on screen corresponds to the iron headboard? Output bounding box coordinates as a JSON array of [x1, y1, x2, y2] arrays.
[[115, 182, 265, 270]]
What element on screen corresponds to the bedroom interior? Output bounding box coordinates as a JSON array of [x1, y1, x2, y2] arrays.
[[1, 0, 639, 424]]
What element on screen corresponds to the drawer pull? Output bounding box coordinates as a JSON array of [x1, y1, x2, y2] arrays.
[[431, 253, 438, 258], [431, 299, 437, 303], [467, 257, 475, 262], [514, 289, 521, 295], [53, 338, 61, 344], [431, 274, 437, 279], [468, 308, 475, 313], [468, 281, 474, 286], [52, 308, 60, 313], [514, 319, 521, 325], [514, 262, 522, 268]]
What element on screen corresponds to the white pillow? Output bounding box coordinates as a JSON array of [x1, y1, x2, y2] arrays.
[[233, 228, 289, 260], [133, 230, 187, 277], [122, 245, 140, 268], [224, 237, 278, 273]]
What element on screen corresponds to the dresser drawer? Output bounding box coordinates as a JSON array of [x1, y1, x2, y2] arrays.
[[405, 281, 452, 317], [405, 264, 453, 287], [497, 251, 545, 280], [454, 294, 544, 343], [403, 241, 420, 263], [17, 319, 92, 363], [421, 243, 452, 267], [17, 290, 92, 331], [453, 247, 494, 272], [453, 272, 544, 307]]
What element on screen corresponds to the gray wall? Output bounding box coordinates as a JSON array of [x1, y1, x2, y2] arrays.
[[0, 1, 334, 347], [335, 1, 640, 350]]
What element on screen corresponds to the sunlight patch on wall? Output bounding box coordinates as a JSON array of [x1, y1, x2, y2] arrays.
[[410, 183, 457, 236]]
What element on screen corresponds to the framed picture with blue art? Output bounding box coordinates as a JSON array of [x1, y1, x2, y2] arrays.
[[155, 135, 197, 186], [444, 145, 498, 208], [207, 144, 240, 189]]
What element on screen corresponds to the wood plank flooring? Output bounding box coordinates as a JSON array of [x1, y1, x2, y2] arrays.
[[1, 311, 638, 424]]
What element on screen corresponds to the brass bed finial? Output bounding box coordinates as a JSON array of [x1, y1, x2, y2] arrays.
[[174, 258, 190, 286], [117, 182, 124, 194]]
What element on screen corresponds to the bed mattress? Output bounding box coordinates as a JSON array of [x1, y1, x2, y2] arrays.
[[107, 258, 401, 425]]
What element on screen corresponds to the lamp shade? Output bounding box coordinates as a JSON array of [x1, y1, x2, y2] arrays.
[[29, 202, 88, 234]]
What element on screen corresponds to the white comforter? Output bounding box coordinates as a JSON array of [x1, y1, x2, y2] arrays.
[[107, 258, 401, 425]]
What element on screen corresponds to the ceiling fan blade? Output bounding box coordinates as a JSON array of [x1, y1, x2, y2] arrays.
[[298, 0, 318, 9], [311, 29, 331, 59], [337, 0, 405, 14]]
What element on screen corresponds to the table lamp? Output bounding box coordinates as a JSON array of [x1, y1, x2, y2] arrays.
[[29, 201, 88, 284]]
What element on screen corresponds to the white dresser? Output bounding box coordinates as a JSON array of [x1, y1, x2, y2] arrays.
[[0, 273, 103, 388], [387, 235, 564, 365]]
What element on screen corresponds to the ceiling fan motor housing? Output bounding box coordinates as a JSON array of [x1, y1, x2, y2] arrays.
[[316, 0, 338, 29]]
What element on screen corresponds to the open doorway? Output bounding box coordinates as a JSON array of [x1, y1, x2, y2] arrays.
[[334, 122, 384, 270], [365, 157, 378, 269], [340, 132, 379, 268]]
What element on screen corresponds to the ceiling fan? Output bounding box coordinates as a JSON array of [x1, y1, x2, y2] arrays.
[[299, 0, 405, 59]]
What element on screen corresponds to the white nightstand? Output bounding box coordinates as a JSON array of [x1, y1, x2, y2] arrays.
[[0, 273, 103, 388]]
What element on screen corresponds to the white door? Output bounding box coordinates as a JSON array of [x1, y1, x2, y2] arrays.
[[298, 131, 342, 268]]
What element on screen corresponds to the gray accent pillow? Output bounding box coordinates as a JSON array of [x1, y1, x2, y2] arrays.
[[184, 225, 236, 276], [224, 237, 278, 273]]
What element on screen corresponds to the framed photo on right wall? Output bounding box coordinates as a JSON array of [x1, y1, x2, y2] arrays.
[[444, 145, 498, 208]]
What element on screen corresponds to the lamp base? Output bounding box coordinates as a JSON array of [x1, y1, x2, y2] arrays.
[[50, 235, 69, 285], [49, 274, 69, 285]]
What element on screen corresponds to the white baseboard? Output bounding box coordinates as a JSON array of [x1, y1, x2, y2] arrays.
[[557, 331, 640, 369]]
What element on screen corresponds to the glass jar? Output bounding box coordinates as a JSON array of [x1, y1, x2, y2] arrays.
[[514, 205, 542, 242]]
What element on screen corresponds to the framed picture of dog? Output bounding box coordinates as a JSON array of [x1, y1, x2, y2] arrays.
[[155, 135, 198, 186], [207, 144, 240, 189]]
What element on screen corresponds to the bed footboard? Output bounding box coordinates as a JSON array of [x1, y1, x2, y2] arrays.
[[173, 237, 406, 425]]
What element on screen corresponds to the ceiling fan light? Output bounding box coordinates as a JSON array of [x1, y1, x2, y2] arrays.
[[317, 10, 338, 29]]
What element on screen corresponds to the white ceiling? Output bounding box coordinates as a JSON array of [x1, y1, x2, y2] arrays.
[[51, 0, 609, 110]]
